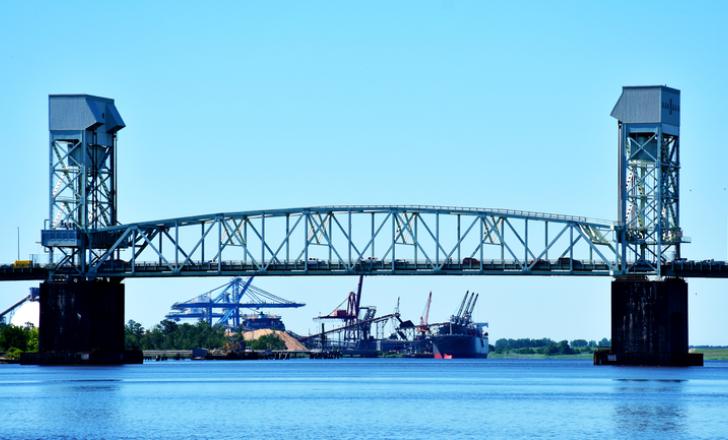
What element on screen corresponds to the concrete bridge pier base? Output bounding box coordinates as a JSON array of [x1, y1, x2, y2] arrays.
[[594, 277, 703, 366], [20, 279, 142, 365]]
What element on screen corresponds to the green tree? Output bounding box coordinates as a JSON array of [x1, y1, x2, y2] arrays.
[[5, 347, 23, 360], [248, 333, 286, 351], [0, 323, 38, 355], [0, 324, 29, 352], [125, 320, 145, 350], [557, 340, 575, 355], [26, 326, 38, 352], [129, 319, 226, 350]]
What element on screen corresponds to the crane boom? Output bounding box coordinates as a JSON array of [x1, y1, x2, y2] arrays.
[[419, 291, 432, 331], [455, 291, 468, 320], [416, 291, 433, 335], [462, 291, 475, 321], [423, 291, 432, 327], [466, 293, 479, 319], [354, 275, 364, 315]]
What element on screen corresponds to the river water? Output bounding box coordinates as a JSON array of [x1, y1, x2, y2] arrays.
[[1, 359, 727, 439]]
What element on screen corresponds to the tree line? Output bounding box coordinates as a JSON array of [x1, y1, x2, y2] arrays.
[[7, 318, 610, 356], [494, 337, 611, 355], [125, 320, 288, 351], [0, 323, 39, 360], [125, 320, 227, 350]]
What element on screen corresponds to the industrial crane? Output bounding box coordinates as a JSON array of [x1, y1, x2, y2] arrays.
[[450, 291, 478, 326], [315, 275, 372, 342], [165, 277, 305, 328], [417, 291, 432, 335]]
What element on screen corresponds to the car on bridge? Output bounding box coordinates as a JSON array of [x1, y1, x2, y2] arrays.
[[394, 259, 409, 268], [11, 260, 33, 269], [98, 259, 127, 271], [556, 257, 583, 270], [529, 259, 550, 270]]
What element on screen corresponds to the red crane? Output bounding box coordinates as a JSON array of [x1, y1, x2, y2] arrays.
[[316, 275, 369, 342], [417, 291, 432, 335]]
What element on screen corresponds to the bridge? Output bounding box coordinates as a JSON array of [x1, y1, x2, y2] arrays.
[[32, 204, 621, 277], [5, 86, 724, 366]]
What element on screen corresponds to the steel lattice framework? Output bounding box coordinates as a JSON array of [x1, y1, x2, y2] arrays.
[[621, 131, 680, 270], [613, 86, 683, 276], [65, 205, 621, 277]]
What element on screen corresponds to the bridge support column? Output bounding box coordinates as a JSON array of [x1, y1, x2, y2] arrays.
[[594, 278, 702, 366], [20, 279, 142, 365]]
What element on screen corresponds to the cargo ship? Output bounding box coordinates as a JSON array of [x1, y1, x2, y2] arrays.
[[430, 291, 489, 359], [242, 312, 286, 331]]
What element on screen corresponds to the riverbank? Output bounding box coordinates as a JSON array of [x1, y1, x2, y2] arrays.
[[6, 348, 725, 363], [490, 348, 728, 361], [489, 352, 593, 360], [692, 348, 728, 361]]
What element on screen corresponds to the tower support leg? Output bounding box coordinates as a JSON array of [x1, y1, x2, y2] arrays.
[[20, 279, 142, 365], [595, 277, 702, 366]]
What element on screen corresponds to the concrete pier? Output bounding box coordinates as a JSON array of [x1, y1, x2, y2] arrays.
[[594, 277, 703, 366], [20, 279, 142, 365]]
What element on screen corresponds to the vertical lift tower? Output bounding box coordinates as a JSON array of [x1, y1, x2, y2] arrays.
[[600, 86, 701, 366], [26, 95, 139, 364]]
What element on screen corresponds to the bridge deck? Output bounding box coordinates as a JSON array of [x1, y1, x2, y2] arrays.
[[3, 259, 728, 280]]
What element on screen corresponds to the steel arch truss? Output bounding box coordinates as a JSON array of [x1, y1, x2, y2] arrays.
[[73, 206, 622, 278]]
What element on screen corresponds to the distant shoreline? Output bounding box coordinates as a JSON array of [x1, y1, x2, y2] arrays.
[[491, 348, 728, 361]]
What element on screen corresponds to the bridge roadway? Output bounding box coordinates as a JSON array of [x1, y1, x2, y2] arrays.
[[2, 259, 728, 280]]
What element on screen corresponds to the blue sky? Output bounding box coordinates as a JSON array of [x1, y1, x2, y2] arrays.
[[1, 1, 728, 343]]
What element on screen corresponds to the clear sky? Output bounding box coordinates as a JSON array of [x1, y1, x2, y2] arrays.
[[1, 1, 728, 344]]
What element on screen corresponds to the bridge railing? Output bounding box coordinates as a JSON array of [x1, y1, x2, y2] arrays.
[[10, 258, 728, 280], [86, 258, 614, 277]]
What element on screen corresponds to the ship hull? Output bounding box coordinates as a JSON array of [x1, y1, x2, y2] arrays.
[[431, 335, 489, 359]]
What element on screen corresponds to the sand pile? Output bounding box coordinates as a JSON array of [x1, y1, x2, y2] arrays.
[[242, 329, 308, 352]]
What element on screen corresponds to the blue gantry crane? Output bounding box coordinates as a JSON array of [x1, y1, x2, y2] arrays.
[[0, 288, 39, 325], [164, 277, 305, 328]]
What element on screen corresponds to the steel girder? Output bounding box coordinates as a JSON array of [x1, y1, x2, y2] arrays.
[[58, 205, 625, 278]]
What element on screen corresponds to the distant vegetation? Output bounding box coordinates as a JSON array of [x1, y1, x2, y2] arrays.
[[125, 320, 226, 350], [690, 346, 728, 361], [246, 333, 286, 351], [125, 320, 290, 352], [0, 323, 38, 360], [493, 338, 611, 356]]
